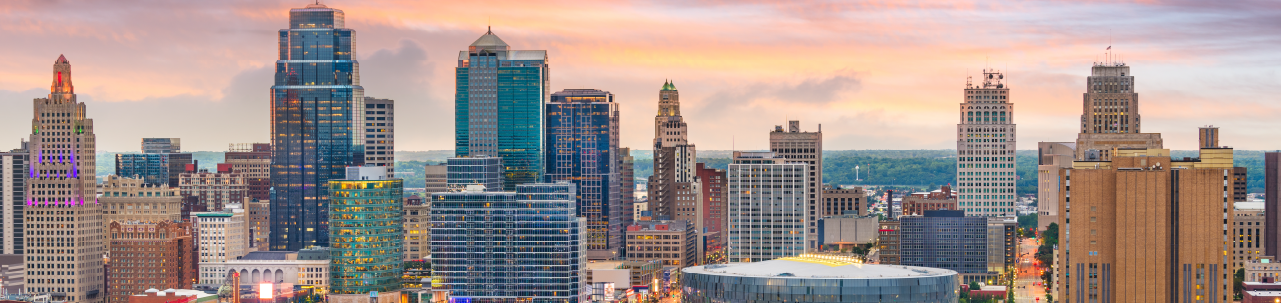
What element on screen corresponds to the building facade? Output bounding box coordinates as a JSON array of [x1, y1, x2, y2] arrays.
[[224, 249, 330, 289], [430, 183, 584, 302], [115, 154, 171, 186], [1056, 146, 1233, 302], [423, 163, 447, 194], [363, 97, 395, 171], [246, 199, 269, 251], [141, 138, 181, 154], [899, 210, 989, 280], [269, 3, 365, 250], [821, 185, 865, 217], [101, 175, 183, 225], [769, 120, 822, 250], [545, 89, 621, 254], [619, 147, 635, 229], [0, 147, 26, 255], [107, 221, 194, 303], [625, 220, 697, 268], [403, 195, 429, 260], [726, 152, 807, 263], [328, 167, 403, 298], [1036, 141, 1075, 231], [191, 209, 247, 288], [681, 255, 959, 303], [179, 170, 246, 212], [223, 143, 271, 201], [1234, 208, 1266, 269], [876, 220, 901, 265], [1080, 63, 1140, 134], [25, 55, 106, 303], [695, 163, 726, 251], [648, 81, 697, 222], [1268, 152, 1281, 258], [446, 156, 502, 191], [900, 186, 958, 217], [816, 215, 878, 251], [956, 69, 1017, 217], [454, 28, 549, 191]]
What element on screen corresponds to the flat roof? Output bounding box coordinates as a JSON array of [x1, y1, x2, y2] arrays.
[[587, 261, 625, 270], [683, 256, 955, 279]]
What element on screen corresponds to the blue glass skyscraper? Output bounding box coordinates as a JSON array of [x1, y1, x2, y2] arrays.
[[431, 182, 584, 302], [545, 89, 620, 253], [455, 27, 549, 191], [270, 3, 364, 250]]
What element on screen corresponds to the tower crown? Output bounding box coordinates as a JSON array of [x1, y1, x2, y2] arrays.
[[469, 27, 510, 53], [52, 54, 73, 94]]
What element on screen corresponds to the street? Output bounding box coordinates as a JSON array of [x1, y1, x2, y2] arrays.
[[1014, 237, 1047, 302]]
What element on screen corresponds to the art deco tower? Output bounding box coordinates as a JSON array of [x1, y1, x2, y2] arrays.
[[270, 3, 364, 250], [26, 55, 106, 303], [956, 69, 1017, 217], [649, 81, 697, 220]]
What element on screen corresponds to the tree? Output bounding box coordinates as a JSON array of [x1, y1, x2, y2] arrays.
[[1235, 268, 1245, 299]]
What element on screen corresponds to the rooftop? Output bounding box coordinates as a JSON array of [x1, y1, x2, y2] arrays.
[[683, 254, 955, 279]]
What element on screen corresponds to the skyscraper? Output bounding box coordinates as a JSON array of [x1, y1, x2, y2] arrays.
[[455, 27, 549, 190], [0, 143, 27, 255], [618, 147, 636, 228], [363, 97, 394, 172], [726, 152, 807, 263], [1266, 152, 1281, 258], [546, 89, 621, 255], [956, 69, 1017, 217], [649, 80, 697, 221], [26, 55, 105, 303], [270, 3, 365, 250], [115, 153, 170, 186], [769, 120, 822, 249], [1074, 62, 1162, 161]]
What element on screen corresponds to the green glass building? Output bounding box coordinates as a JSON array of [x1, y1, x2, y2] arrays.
[[328, 167, 403, 295], [454, 27, 549, 191]]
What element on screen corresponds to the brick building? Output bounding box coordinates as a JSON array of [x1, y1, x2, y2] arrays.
[[107, 221, 194, 303], [179, 169, 247, 213], [625, 220, 697, 268], [222, 143, 271, 201], [900, 186, 958, 217]]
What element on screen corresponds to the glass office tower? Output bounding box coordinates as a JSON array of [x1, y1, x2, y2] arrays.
[[328, 167, 403, 296], [115, 153, 169, 186], [431, 182, 584, 302], [545, 89, 621, 253], [445, 156, 502, 191], [270, 3, 364, 250], [455, 27, 549, 191]]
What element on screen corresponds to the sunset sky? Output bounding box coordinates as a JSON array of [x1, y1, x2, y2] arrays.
[[1, 0, 1278, 152]]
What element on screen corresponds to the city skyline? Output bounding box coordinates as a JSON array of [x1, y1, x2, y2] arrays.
[[1, 1, 1278, 152]]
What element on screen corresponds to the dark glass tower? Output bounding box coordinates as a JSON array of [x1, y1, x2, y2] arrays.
[[455, 27, 549, 190], [269, 3, 364, 250], [545, 89, 621, 253]]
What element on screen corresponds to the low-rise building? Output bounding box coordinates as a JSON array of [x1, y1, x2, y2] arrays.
[[224, 248, 329, 290], [876, 220, 900, 265], [816, 214, 878, 251], [900, 186, 957, 217], [585, 260, 662, 301], [127, 289, 216, 303], [1246, 258, 1281, 282], [822, 185, 866, 217], [625, 220, 697, 268]]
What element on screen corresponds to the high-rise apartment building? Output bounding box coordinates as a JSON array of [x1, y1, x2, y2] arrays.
[[115, 154, 170, 186], [0, 145, 27, 255], [649, 81, 697, 222], [546, 89, 621, 255], [141, 138, 181, 154], [431, 183, 584, 302], [1055, 144, 1233, 302], [619, 147, 636, 228], [446, 157, 502, 190], [270, 3, 365, 250], [106, 221, 194, 303], [179, 169, 246, 212], [695, 163, 726, 251], [956, 69, 1017, 217], [100, 175, 183, 225], [769, 121, 823, 249], [454, 27, 549, 190], [223, 143, 271, 201], [328, 166, 402, 303], [726, 152, 807, 263], [363, 97, 395, 171], [191, 208, 247, 288], [25, 55, 105, 303], [1266, 152, 1281, 258]]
